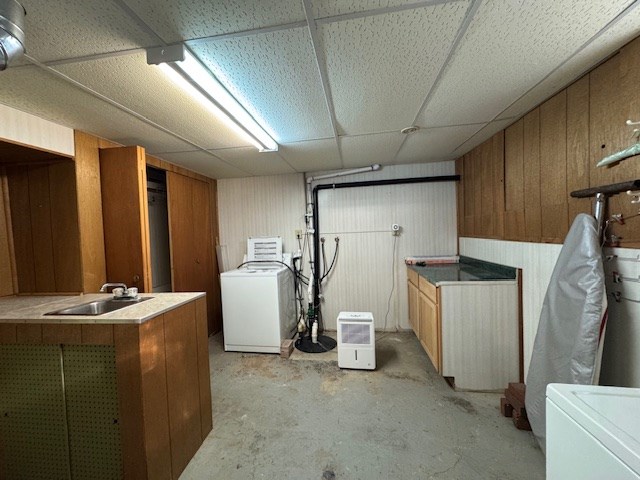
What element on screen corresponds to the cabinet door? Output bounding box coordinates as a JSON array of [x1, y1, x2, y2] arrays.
[[407, 280, 419, 337], [418, 290, 440, 372], [99, 146, 152, 292], [167, 173, 218, 334]]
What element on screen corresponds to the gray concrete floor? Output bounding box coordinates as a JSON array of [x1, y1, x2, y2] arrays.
[[180, 332, 545, 479]]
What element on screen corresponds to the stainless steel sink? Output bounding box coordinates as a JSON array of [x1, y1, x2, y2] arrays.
[[45, 297, 152, 316]]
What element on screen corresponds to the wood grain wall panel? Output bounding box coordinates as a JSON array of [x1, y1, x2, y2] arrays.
[[195, 296, 212, 439], [163, 302, 202, 479], [15, 324, 43, 343], [114, 325, 149, 480], [455, 158, 464, 238], [504, 120, 526, 240], [48, 161, 82, 292], [0, 324, 16, 343], [0, 172, 15, 296], [138, 317, 172, 480], [73, 131, 113, 293], [207, 179, 222, 334], [462, 153, 475, 235], [492, 131, 505, 239], [566, 75, 592, 222], [192, 179, 215, 334], [167, 172, 197, 295], [7, 167, 35, 292], [479, 140, 494, 237], [27, 166, 56, 292], [523, 109, 542, 242], [81, 324, 114, 345], [591, 38, 640, 245], [540, 91, 568, 243], [473, 148, 484, 236], [42, 324, 82, 344]]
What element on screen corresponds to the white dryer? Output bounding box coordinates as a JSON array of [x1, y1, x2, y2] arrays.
[[220, 237, 296, 353]]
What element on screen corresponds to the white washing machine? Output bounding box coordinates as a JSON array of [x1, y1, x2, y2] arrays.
[[220, 237, 296, 353], [546, 383, 640, 479]]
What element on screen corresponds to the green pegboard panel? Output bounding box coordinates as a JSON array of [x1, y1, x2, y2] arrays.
[[63, 345, 122, 480], [0, 345, 71, 480]]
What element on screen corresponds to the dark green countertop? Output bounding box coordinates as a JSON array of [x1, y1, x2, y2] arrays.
[[408, 256, 516, 284]]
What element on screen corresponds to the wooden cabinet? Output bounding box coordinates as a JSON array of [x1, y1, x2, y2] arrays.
[[100, 146, 152, 292], [100, 147, 220, 334], [407, 266, 519, 391], [167, 172, 217, 334], [407, 269, 419, 336], [418, 289, 440, 372], [0, 296, 212, 480]]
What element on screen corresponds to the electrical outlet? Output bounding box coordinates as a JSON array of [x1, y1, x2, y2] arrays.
[[295, 229, 303, 239]]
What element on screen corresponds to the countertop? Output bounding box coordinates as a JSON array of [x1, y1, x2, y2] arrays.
[[0, 292, 205, 324], [408, 256, 517, 284]]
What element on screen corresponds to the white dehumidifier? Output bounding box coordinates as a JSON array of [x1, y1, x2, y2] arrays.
[[337, 312, 375, 370]]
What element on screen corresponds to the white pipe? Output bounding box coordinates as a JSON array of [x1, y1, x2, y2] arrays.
[[306, 164, 381, 184]]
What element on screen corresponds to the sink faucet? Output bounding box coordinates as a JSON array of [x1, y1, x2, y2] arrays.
[[100, 283, 128, 293]]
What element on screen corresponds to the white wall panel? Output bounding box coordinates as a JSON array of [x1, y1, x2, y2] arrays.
[[217, 173, 306, 270], [0, 103, 74, 157], [601, 247, 640, 388], [461, 239, 640, 388], [458, 238, 562, 381], [317, 162, 457, 330]]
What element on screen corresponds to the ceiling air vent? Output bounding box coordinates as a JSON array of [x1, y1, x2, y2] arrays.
[[0, 0, 25, 71]]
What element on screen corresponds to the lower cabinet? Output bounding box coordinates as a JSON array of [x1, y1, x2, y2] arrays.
[[407, 267, 519, 391], [0, 296, 212, 479]]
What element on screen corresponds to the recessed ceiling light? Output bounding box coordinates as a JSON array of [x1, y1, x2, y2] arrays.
[[401, 126, 420, 134]]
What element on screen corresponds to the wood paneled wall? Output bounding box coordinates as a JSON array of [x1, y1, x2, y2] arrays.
[[5, 161, 82, 293], [0, 173, 15, 295], [457, 35, 640, 246]]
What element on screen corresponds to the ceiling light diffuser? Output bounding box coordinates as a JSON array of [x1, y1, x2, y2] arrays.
[[148, 46, 278, 152]]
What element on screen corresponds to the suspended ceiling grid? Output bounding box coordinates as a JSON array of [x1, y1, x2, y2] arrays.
[[0, 0, 639, 178]]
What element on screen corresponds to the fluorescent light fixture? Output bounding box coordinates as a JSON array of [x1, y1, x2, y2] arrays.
[[148, 46, 278, 152]]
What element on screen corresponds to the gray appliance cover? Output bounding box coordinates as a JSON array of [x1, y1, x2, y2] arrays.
[[525, 213, 607, 453]]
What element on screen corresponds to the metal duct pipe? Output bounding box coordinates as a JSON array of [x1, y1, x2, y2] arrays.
[[0, 0, 25, 71]]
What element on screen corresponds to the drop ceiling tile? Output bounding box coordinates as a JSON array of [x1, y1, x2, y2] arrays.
[[191, 27, 334, 143], [320, 1, 470, 135], [55, 52, 251, 150], [420, 0, 634, 126], [209, 147, 296, 176], [0, 65, 196, 153], [498, 5, 640, 120], [21, 0, 158, 63], [125, 0, 305, 43], [158, 150, 249, 179], [395, 124, 487, 164], [312, 0, 439, 19], [453, 118, 516, 156], [278, 139, 342, 173], [340, 132, 405, 168]]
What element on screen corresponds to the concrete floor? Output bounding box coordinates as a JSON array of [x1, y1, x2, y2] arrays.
[[180, 332, 545, 479]]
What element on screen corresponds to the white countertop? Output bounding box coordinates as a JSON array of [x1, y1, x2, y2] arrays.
[[0, 292, 205, 324]]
